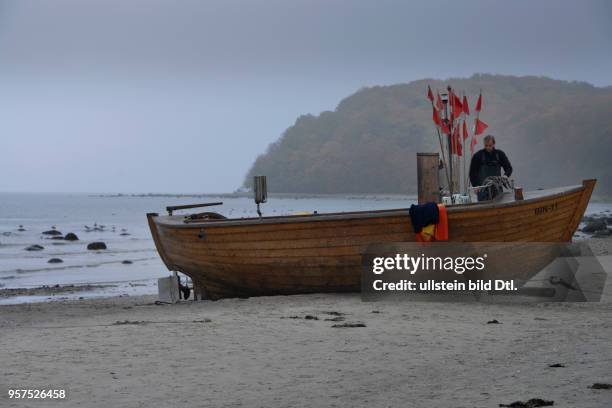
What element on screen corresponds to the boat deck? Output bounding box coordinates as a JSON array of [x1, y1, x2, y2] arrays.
[[153, 184, 584, 229]]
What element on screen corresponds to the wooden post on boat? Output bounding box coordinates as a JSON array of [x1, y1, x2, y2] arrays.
[[417, 153, 440, 204], [441, 92, 453, 197], [254, 175, 267, 218], [514, 187, 524, 201]]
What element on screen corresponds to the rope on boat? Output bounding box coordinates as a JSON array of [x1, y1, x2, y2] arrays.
[[482, 176, 513, 191]]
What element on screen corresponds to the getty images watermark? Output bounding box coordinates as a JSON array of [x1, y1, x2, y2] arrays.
[[370, 252, 515, 292], [361, 242, 608, 302]]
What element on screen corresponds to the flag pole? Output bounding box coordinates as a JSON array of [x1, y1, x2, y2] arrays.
[[471, 88, 483, 193], [464, 120, 469, 194], [428, 87, 452, 197], [462, 91, 468, 195], [461, 91, 471, 197], [450, 87, 460, 198], [445, 86, 454, 197], [435, 125, 451, 197]]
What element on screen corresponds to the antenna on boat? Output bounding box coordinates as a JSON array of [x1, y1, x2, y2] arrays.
[[253, 175, 267, 218]]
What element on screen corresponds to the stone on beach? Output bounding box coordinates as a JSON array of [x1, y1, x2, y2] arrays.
[[589, 383, 612, 390], [593, 229, 612, 238], [582, 218, 607, 233], [42, 229, 62, 236], [498, 398, 554, 407], [64, 232, 79, 241], [48, 258, 63, 264], [87, 242, 107, 250], [331, 322, 366, 328], [25, 244, 44, 251]]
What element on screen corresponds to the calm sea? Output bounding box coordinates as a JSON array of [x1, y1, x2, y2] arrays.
[[0, 193, 417, 304]]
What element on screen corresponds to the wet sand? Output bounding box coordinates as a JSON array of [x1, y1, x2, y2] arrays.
[[0, 284, 116, 299], [2, 290, 611, 408]]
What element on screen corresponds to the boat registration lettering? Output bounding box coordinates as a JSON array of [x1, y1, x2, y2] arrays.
[[534, 202, 558, 215]]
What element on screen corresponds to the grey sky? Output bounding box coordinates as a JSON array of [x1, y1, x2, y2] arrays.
[[1, 0, 610, 193]]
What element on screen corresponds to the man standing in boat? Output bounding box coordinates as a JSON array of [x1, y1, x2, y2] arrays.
[[469, 135, 513, 201]]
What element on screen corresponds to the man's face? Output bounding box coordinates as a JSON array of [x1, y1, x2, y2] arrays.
[[484, 140, 494, 152]]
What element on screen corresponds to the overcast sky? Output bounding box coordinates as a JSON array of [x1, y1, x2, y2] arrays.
[[1, 0, 610, 193]]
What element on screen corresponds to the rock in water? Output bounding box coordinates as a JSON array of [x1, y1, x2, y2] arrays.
[[42, 229, 63, 236], [48, 258, 63, 263], [25, 244, 44, 251], [87, 242, 107, 250], [582, 219, 607, 233], [121, 260, 133, 264], [64, 232, 79, 241]]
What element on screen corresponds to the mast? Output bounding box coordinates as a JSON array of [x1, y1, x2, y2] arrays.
[[441, 91, 453, 197], [462, 91, 468, 195]]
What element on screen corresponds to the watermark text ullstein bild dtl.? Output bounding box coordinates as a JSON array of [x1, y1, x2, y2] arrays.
[[368, 252, 516, 292]]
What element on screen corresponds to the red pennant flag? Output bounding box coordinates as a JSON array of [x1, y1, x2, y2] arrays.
[[440, 121, 450, 135], [475, 93, 483, 113], [456, 133, 463, 156], [453, 96, 463, 118], [432, 107, 441, 126], [453, 95, 463, 117], [462, 95, 470, 116], [436, 93, 444, 110], [474, 118, 488, 135], [452, 125, 462, 156], [462, 120, 469, 141], [470, 136, 478, 156], [427, 85, 434, 102]]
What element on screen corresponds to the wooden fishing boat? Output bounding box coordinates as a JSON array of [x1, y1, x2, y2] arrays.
[[147, 179, 596, 299]]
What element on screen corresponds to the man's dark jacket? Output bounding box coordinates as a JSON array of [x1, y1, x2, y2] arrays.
[[469, 148, 513, 187]]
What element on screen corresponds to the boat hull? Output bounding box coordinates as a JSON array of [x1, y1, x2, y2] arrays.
[[147, 180, 595, 299]]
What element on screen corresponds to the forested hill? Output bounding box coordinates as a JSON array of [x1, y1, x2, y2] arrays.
[[243, 74, 612, 195]]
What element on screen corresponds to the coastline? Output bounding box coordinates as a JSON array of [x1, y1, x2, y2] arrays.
[[2, 235, 610, 304]]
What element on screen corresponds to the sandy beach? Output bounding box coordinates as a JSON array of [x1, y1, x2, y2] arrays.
[[2, 288, 611, 408], [2, 225, 611, 407]]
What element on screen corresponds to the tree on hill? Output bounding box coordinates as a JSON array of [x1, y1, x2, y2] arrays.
[[243, 74, 612, 195]]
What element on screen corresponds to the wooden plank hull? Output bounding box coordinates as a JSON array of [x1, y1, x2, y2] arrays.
[[147, 180, 596, 299]]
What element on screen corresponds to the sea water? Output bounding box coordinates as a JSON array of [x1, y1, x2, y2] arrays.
[[0, 193, 416, 304]]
